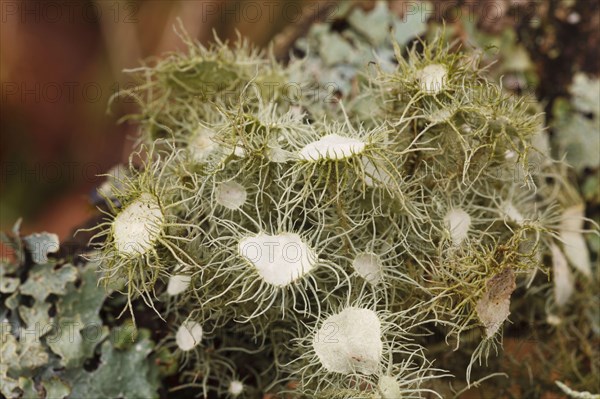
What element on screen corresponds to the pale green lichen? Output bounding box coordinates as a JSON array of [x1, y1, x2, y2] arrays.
[[83, 6, 598, 399]]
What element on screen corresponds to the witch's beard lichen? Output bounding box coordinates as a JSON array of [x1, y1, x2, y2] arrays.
[[176, 321, 203, 351], [227, 380, 244, 396], [299, 134, 366, 161], [419, 63, 447, 94], [190, 128, 218, 162], [352, 253, 383, 285], [216, 181, 247, 210], [238, 232, 317, 287], [167, 273, 192, 296], [112, 193, 164, 257], [444, 208, 471, 246], [312, 307, 383, 375], [378, 375, 402, 399]]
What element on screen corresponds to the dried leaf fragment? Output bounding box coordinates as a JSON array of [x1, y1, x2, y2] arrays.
[[475, 268, 517, 338]]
